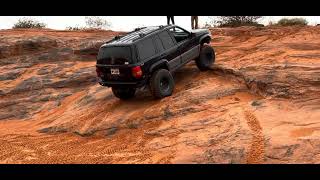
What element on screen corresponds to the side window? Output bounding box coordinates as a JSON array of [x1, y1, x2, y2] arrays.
[[169, 27, 185, 33], [158, 31, 175, 50], [169, 27, 190, 43], [154, 35, 165, 53], [137, 38, 156, 60]]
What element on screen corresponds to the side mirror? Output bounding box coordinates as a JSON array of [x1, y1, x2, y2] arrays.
[[189, 32, 195, 37]]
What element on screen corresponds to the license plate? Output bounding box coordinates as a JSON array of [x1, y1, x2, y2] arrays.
[[111, 68, 120, 75]]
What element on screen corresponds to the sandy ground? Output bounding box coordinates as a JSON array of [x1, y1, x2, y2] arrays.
[[0, 27, 319, 164]]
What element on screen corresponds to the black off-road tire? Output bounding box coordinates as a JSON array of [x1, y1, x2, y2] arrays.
[[112, 87, 136, 100], [149, 69, 175, 99], [195, 45, 215, 71]]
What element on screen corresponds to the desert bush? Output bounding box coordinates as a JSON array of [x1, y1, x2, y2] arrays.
[[203, 17, 216, 28], [215, 16, 263, 27], [66, 17, 111, 31], [13, 18, 46, 29], [275, 18, 308, 26], [66, 26, 82, 31], [203, 22, 213, 28], [268, 21, 275, 26], [85, 16, 111, 29]]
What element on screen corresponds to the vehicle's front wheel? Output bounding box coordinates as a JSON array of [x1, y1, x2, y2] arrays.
[[112, 87, 136, 100], [149, 69, 175, 99], [195, 45, 215, 71]]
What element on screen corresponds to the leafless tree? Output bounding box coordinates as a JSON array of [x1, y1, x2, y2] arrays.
[[85, 16, 111, 29]]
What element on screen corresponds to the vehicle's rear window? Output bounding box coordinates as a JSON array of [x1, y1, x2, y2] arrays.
[[97, 46, 132, 65]]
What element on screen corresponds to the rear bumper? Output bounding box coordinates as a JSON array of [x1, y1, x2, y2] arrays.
[[98, 78, 147, 88]]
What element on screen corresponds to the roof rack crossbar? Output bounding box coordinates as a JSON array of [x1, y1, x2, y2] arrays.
[[116, 30, 140, 43], [117, 33, 134, 43]]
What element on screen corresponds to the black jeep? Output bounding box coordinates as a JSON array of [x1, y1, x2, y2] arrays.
[[96, 25, 215, 99]]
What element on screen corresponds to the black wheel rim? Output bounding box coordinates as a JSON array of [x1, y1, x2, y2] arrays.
[[160, 77, 170, 92], [206, 52, 213, 60], [204, 51, 213, 66]]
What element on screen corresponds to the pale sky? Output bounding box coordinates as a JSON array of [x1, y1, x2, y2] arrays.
[[0, 16, 319, 31]]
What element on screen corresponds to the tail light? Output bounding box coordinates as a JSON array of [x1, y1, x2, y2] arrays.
[[131, 66, 143, 79], [96, 66, 102, 77]]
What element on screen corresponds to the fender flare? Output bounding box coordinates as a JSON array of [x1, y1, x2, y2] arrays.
[[199, 35, 211, 45], [149, 59, 170, 72]]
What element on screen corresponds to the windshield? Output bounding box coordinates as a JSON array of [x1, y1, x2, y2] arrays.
[[97, 46, 132, 65]]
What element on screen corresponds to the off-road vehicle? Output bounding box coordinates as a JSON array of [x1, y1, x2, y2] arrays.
[[96, 25, 215, 99]]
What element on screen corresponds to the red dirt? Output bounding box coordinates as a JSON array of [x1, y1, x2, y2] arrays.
[[0, 26, 319, 164]]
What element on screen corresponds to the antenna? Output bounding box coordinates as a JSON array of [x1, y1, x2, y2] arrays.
[[139, 33, 145, 38], [135, 27, 146, 31], [114, 35, 122, 40]]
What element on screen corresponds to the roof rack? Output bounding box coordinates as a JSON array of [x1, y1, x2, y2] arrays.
[[104, 35, 123, 44], [104, 26, 167, 45]]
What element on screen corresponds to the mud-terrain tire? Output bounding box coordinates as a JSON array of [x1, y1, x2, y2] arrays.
[[112, 87, 136, 100], [149, 69, 174, 99], [196, 45, 215, 71]]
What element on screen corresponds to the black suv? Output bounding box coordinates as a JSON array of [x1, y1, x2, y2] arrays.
[[96, 25, 215, 99]]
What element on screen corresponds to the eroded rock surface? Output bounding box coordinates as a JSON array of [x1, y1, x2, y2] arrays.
[[0, 27, 319, 164]]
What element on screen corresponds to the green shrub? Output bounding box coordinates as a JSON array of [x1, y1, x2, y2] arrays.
[[275, 18, 308, 26], [13, 18, 46, 29], [216, 16, 263, 27]]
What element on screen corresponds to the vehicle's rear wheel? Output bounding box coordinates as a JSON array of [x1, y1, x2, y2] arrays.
[[149, 69, 174, 99], [195, 45, 215, 71], [112, 87, 136, 100]]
